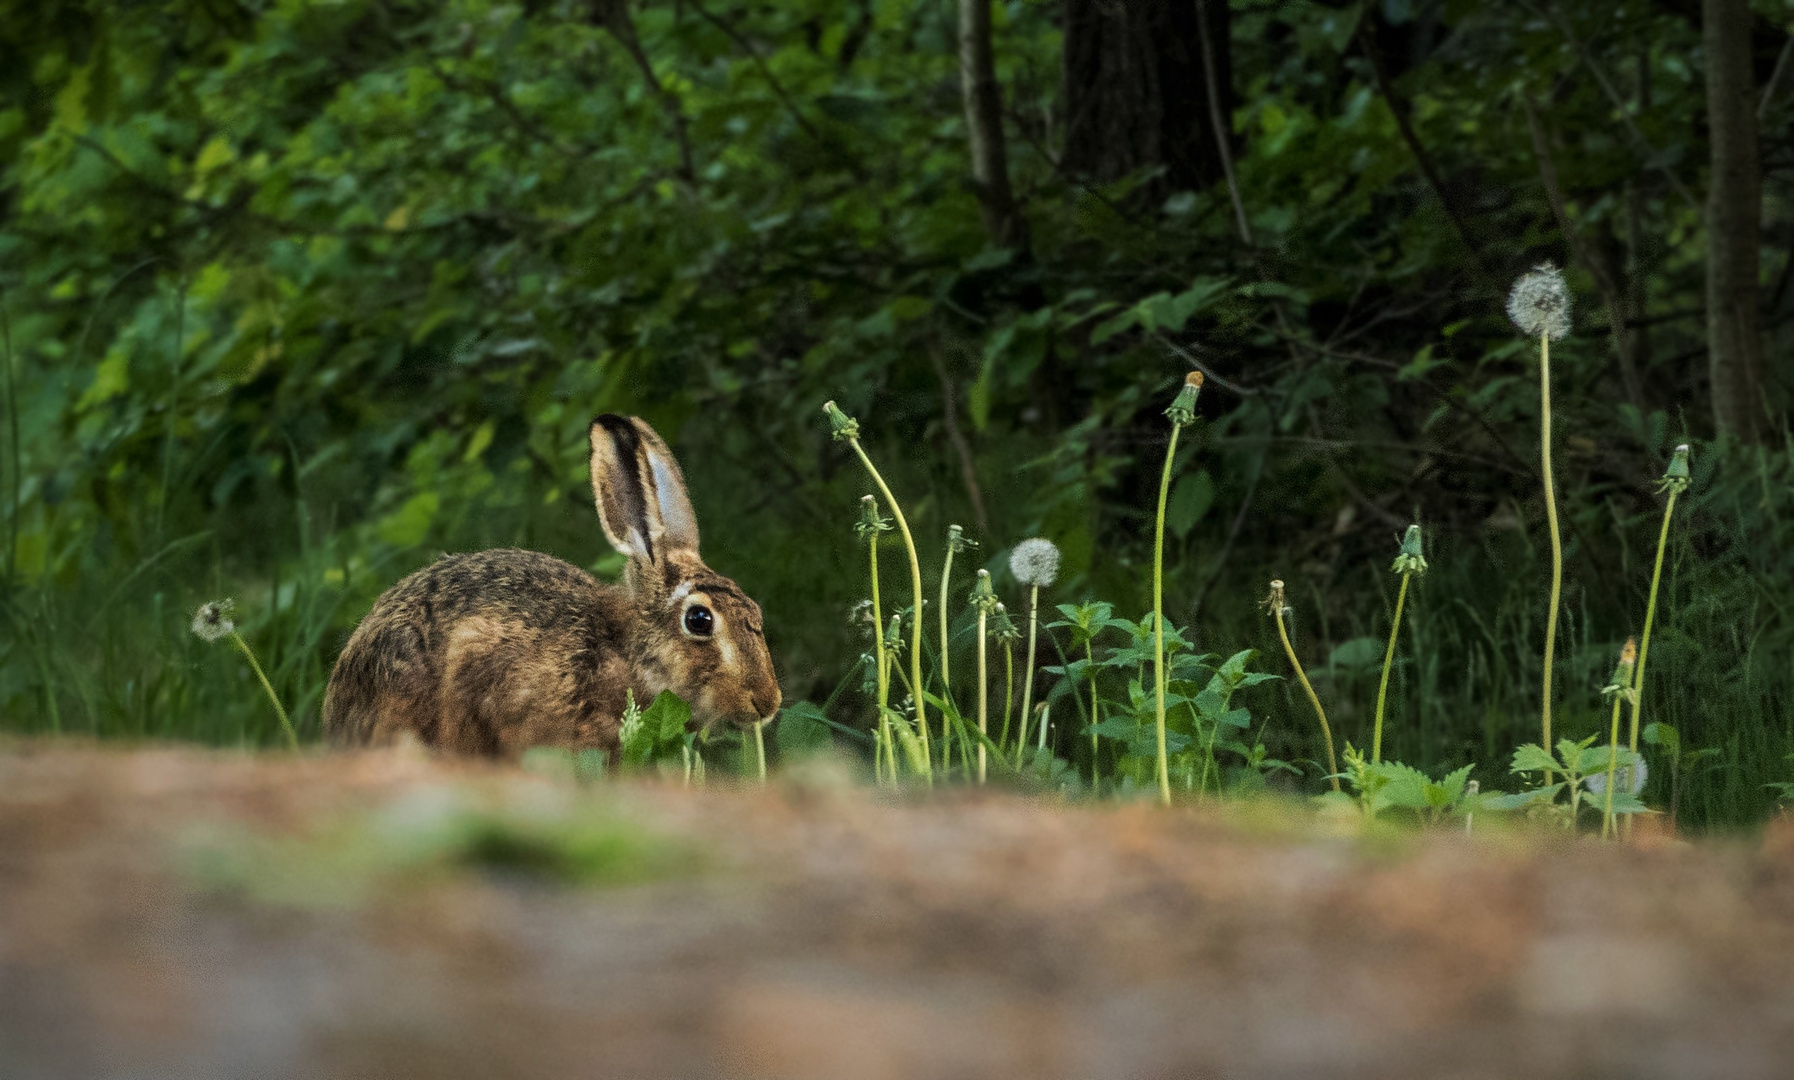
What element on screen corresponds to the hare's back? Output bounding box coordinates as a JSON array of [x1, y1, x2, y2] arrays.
[[324, 549, 631, 754]]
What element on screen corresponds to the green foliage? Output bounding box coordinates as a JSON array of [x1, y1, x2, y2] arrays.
[[1488, 736, 1649, 828], [1332, 744, 1493, 821], [2, 0, 1792, 828]]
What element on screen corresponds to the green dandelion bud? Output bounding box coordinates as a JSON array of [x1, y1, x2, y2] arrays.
[[991, 601, 1021, 644], [855, 494, 892, 540], [969, 568, 1000, 616], [1164, 370, 1205, 427], [1657, 443, 1691, 496], [822, 399, 860, 441], [1391, 524, 1428, 576]]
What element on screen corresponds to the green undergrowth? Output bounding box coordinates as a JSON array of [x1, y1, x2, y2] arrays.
[[182, 781, 701, 906]]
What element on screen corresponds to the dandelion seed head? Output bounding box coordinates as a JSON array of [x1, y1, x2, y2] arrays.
[[1506, 262, 1572, 340], [191, 599, 236, 643], [1009, 537, 1061, 588], [1584, 757, 1648, 797]]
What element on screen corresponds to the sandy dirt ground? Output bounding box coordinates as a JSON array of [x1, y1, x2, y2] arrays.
[[2, 741, 1792, 1080]]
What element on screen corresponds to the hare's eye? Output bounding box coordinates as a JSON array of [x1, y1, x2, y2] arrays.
[[682, 604, 715, 639]]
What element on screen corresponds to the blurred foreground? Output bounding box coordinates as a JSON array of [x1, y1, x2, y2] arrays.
[[3, 742, 1793, 1079]]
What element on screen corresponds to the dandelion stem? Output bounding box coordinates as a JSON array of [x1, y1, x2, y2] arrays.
[[1372, 572, 1412, 765], [845, 439, 931, 784], [1019, 583, 1041, 767], [753, 719, 767, 783], [230, 630, 296, 750], [1629, 489, 1679, 758], [868, 517, 894, 784], [939, 532, 957, 752], [1540, 329, 1564, 763], [1601, 691, 1624, 840], [1000, 637, 1014, 752], [1152, 421, 1183, 807], [1270, 588, 1339, 791], [1087, 640, 1101, 787], [977, 603, 989, 783]]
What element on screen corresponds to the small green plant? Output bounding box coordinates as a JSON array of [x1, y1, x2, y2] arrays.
[[191, 599, 298, 750], [826, 401, 931, 783], [1372, 525, 1427, 763], [1152, 371, 1204, 805], [1046, 600, 1121, 787], [1493, 735, 1646, 831], [1507, 264, 1571, 761], [1263, 580, 1338, 791], [1335, 743, 1486, 823], [618, 689, 705, 778], [1641, 721, 1719, 830]]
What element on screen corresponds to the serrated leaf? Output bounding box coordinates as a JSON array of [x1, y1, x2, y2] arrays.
[[1510, 743, 1560, 775]]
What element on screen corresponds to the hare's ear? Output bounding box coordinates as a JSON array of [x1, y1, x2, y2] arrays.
[[588, 414, 700, 563]]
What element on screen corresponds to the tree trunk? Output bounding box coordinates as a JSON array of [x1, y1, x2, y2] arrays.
[[1704, 0, 1770, 442], [1060, 0, 1231, 193], [958, 0, 1026, 249]]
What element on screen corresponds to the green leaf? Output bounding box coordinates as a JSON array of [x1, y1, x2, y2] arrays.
[[1328, 637, 1384, 669], [1166, 469, 1214, 539], [641, 690, 692, 746], [774, 702, 833, 756], [1509, 743, 1560, 775], [1440, 763, 1475, 802]]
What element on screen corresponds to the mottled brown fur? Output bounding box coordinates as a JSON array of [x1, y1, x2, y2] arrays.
[[322, 416, 779, 758]]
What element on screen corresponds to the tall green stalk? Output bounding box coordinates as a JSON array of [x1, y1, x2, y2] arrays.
[[1629, 446, 1689, 757], [971, 568, 998, 783], [828, 402, 931, 784], [1153, 373, 1203, 805], [937, 526, 959, 771], [1371, 526, 1427, 764], [1623, 445, 1689, 841], [1538, 330, 1564, 757], [1507, 264, 1571, 763], [1265, 580, 1338, 791], [1601, 638, 1638, 840]]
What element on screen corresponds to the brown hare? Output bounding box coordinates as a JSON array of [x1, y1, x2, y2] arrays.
[[322, 415, 780, 757]]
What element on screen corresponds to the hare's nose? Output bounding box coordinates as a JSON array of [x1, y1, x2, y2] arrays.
[[751, 687, 782, 722]]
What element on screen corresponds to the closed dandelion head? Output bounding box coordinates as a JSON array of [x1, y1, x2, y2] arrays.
[[1506, 262, 1571, 341], [969, 568, 1000, 615], [822, 399, 860, 441], [946, 523, 978, 556], [855, 494, 892, 541], [991, 601, 1021, 643], [1391, 524, 1428, 576], [1602, 637, 1639, 702], [1009, 537, 1061, 589], [191, 599, 236, 643], [1657, 443, 1691, 495], [1165, 370, 1205, 427]]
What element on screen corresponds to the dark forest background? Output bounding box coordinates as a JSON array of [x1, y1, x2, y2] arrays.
[[3, 0, 1793, 824]]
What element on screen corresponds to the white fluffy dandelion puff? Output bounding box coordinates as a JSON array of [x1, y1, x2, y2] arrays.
[[1507, 262, 1572, 341], [1009, 538, 1061, 589], [191, 599, 236, 643], [1585, 756, 1648, 797]]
